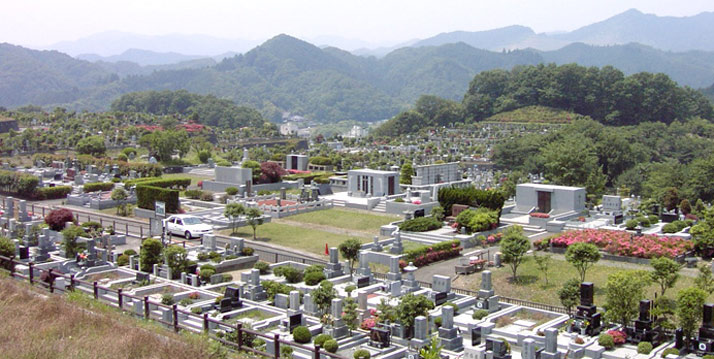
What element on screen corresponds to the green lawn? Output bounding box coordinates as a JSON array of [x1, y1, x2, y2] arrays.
[[285, 208, 398, 233], [453, 256, 709, 307], [220, 222, 370, 257]]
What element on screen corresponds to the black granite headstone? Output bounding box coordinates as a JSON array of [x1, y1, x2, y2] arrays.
[[471, 327, 481, 346], [434, 292, 448, 306], [580, 282, 594, 306], [219, 298, 232, 313], [704, 304, 714, 328], [414, 209, 425, 218], [136, 272, 150, 283], [357, 276, 370, 288], [369, 327, 391, 349], [289, 313, 302, 332], [18, 246, 29, 260], [639, 300, 652, 321]]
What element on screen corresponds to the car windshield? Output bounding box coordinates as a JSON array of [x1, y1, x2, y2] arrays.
[[182, 217, 202, 225]]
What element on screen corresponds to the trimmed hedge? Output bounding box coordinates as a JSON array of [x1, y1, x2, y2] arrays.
[[133, 177, 190, 214], [83, 182, 115, 193], [399, 216, 442, 232], [438, 186, 505, 214], [0, 170, 39, 197], [125, 177, 191, 189], [37, 186, 72, 200], [282, 172, 333, 184], [136, 186, 180, 213]]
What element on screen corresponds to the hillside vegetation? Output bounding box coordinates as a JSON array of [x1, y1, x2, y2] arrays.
[[375, 63, 713, 137], [484, 106, 588, 124], [3, 35, 714, 123]]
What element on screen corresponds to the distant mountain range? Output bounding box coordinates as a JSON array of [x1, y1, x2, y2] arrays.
[[411, 9, 714, 53], [3, 33, 714, 123], [36, 9, 714, 65]]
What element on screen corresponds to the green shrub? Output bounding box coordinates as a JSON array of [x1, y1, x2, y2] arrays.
[[280, 346, 293, 359], [292, 326, 311, 343], [598, 333, 614, 349], [198, 150, 211, 164], [200, 191, 214, 201], [434, 317, 442, 327], [637, 342, 653, 354], [313, 333, 333, 347], [117, 153, 128, 162], [81, 221, 103, 231], [323, 339, 339, 353], [222, 274, 233, 282], [472, 309, 489, 320], [191, 307, 202, 314], [648, 215, 659, 224], [179, 298, 193, 306], [124, 249, 137, 256], [663, 220, 688, 233], [140, 238, 163, 272], [345, 285, 357, 296], [661, 348, 679, 357], [394, 197, 404, 203], [261, 280, 298, 301], [199, 264, 216, 282], [354, 349, 371, 359], [161, 293, 174, 305], [0, 236, 15, 258], [275, 265, 303, 283], [116, 254, 129, 266], [225, 187, 238, 195], [399, 216, 442, 232], [625, 219, 639, 230], [304, 270, 326, 286], [83, 182, 115, 193], [37, 186, 72, 199], [185, 189, 203, 199], [467, 208, 499, 232], [197, 252, 210, 261], [254, 261, 270, 274], [638, 217, 651, 227], [702, 355, 714, 359], [242, 247, 255, 256], [444, 301, 459, 314]]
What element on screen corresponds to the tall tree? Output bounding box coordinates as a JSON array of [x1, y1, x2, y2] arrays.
[[604, 271, 649, 327], [245, 208, 264, 240], [565, 242, 601, 282], [338, 238, 362, 278], [649, 257, 681, 297], [677, 287, 708, 348], [500, 225, 530, 282]]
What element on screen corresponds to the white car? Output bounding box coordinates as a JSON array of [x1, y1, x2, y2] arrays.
[[163, 215, 213, 239]]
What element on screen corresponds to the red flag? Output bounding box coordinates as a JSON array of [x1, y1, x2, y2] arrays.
[[325, 243, 329, 255]]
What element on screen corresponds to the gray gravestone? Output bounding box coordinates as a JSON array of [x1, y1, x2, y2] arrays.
[[433, 274, 451, 293], [289, 290, 300, 311]]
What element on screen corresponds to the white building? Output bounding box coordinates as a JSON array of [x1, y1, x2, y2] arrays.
[[515, 183, 586, 215], [347, 169, 400, 197], [280, 122, 298, 136]]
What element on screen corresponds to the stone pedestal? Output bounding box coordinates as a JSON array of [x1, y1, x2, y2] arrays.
[[324, 247, 344, 278], [371, 235, 383, 252], [324, 298, 349, 339], [245, 268, 267, 301], [438, 306, 463, 351], [410, 315, 429, 349], [386, 256, 402, 282], [475, 271, 500, 313], [390, 231, 403, 254]]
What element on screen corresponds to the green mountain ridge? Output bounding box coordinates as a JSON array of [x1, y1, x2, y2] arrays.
[[2, 35, 714, 123]]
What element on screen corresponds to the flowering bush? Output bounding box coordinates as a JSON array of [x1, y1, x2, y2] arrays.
[[530, 212, 550, 218], [188, 292, 201, 300], [360, 317, 376, 330], [485, 232, 503, 245], [607, 330, 627, 345], [550, 229, 691, 259], [533, 236, 551, 250]]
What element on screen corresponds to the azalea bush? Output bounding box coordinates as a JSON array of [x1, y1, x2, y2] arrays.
[[530, 212, 550, 218], [404, 240, 462, 267], [551, 229, 692, 259], [607, 329, 627, 345], [360, 317, 376, 330]]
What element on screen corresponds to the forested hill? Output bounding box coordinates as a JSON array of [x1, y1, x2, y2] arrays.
[[110, 90, 267, 129], [3, 35, 714, 123], [373, 64, 714, 137]]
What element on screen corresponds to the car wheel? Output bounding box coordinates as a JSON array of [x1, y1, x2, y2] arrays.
[[185, 231, 192, 239]]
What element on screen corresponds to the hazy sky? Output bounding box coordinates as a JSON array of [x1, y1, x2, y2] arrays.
[[4, 0, 714, 48]]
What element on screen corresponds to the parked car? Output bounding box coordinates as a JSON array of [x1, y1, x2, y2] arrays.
[[163, 214, 213, 239]]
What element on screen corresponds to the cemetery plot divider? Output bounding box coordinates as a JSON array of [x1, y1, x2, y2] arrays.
[[0, 255, 348, 359]]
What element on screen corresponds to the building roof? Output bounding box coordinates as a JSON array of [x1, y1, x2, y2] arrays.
[[348, 168, 398, 175]]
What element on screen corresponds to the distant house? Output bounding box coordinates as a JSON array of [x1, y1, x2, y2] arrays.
[[0, 117, 19, 133]]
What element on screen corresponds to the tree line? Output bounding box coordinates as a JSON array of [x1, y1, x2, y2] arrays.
[[374, 64, 714, 137]]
